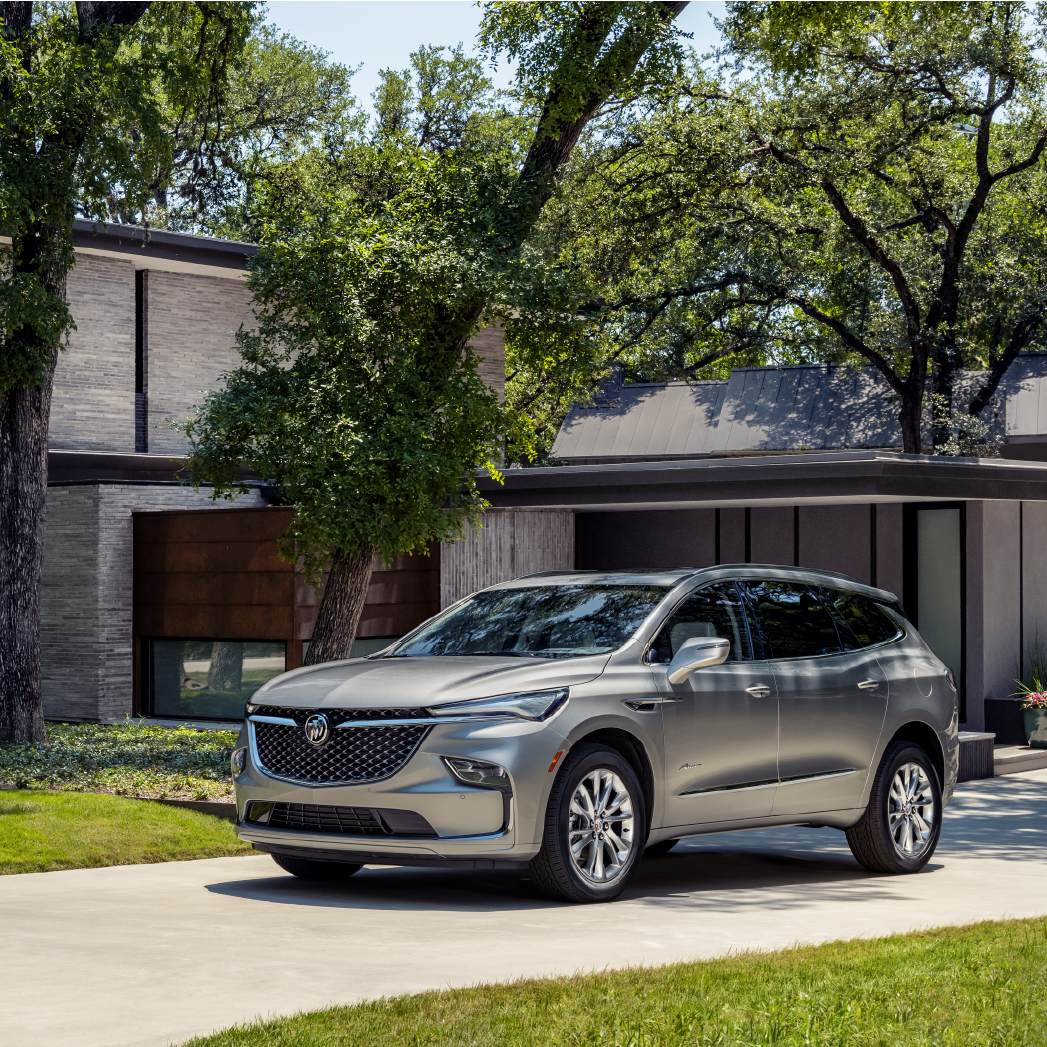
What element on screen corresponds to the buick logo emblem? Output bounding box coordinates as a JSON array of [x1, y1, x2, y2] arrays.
[[303, 713, 330, 745]]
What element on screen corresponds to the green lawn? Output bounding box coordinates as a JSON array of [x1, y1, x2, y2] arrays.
[[0, 789, 252, 874], [181, 918, 1047, 1046]]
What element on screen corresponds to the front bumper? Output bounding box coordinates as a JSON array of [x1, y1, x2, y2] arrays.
[[233, 713, 568, 864]]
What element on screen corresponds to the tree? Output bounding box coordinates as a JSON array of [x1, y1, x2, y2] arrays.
[[99, 16, 361, 237], [536, 1, 1047, 454], [0, 1, 254, 743], [186, 1, 689, 664]]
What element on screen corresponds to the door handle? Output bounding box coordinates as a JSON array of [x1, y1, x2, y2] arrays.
[[857, 679, 880, 691], [745, 684, 771, 697]]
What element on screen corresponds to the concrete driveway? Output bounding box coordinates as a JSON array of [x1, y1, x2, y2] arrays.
[[3, 768, 1046, 1047]]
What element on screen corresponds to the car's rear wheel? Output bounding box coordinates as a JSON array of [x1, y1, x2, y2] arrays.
[[529, 744, 646, 903], [845, 740, 942, 874], [271, 853, 363, 880]]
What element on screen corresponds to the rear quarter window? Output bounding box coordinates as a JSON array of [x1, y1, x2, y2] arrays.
[[818, 587, 904, 650]]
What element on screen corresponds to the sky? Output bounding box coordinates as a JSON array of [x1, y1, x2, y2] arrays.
[[265, 1, 727, 108]]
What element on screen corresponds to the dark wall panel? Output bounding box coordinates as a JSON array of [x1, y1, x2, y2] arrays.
[[750, 506, 794, 566], [798, 504, 872, 583], [576, 509, 716, 570], [875, 503, 904, 597], [719, 508, 746, 564]]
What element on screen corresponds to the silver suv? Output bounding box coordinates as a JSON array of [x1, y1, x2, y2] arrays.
[[232, 566, 958, 903]]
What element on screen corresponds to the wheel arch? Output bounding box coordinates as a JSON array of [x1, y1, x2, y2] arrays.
[[887, 720, 945, 790], [573, 727, 656, 834]]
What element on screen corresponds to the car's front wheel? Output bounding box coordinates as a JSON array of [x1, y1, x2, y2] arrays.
[[529, 744, 646, 903], [271, 853, 363, 880], [845, 740, 942, 874]]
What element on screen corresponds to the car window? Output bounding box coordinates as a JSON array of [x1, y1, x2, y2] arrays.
[[390, 584, 671, 659], [740, 580, 842, 659], [648, 582, 753, 663], [816, 587, 904, 650]]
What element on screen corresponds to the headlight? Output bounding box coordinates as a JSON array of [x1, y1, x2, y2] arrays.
[[443, 756, 511, 789], [945, 668, 957, 692], [231, 747, 247, 776], [428, 687, 569, 722]]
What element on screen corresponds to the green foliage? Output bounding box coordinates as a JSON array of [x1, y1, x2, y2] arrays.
[[180, 919, 1047, 1046], [0, 1, 254, 392], [185, 148, 513, 581], [0, 720, 237, 800], [527, 1, 1047, 453], [0, 789, 250, 874]]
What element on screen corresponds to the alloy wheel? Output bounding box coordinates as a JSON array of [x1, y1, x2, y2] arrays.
[[888, 761, 936, 859], [568, 768, 635, 883]]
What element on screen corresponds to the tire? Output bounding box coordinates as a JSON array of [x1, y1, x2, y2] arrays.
[[846, 741, 942, 874], [271, 852, 363, 881], [644, 838, 679, 858], [529, 743, 646, 903]]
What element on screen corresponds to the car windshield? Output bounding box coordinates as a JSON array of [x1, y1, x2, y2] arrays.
[[390, 584, 671, 659]]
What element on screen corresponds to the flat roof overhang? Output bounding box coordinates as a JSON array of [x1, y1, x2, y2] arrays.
[[478, 450, 1047, 512]]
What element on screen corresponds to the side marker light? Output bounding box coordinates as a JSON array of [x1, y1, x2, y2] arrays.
[[548, 750, 564, 773]]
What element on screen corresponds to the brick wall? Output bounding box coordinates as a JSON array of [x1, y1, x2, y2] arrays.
[[41, 484, 264, 721], [50, 254, 136, 452], [143, 270, 255, 455]]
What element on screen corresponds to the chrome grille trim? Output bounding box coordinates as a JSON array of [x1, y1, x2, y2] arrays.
[[250, 710, 432, 785]]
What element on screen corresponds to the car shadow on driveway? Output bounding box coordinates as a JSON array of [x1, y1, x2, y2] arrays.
[[205, 832, 926, 914], [206, 774, 1040, 915]]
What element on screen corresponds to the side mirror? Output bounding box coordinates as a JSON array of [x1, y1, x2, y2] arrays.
[[667, 637, 730, 684]]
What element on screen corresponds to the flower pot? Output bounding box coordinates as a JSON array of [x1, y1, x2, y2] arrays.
[[1024, 707, 1047, 749]]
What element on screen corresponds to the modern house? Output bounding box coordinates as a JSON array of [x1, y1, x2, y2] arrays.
[[43, 222, 1047, 747]]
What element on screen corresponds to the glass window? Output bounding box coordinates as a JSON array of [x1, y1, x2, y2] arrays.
[[647, 583, 752, 663], [741, 581, 842, 659], [817, 587, 904, 651], [148, 640, 286, 721], [391, 584, 670, 659]]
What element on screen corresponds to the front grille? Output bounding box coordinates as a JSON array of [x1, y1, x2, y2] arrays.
[[253, 714, 431, 784], [267, 802, 386, 834]]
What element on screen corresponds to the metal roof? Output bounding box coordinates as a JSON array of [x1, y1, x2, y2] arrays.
[[551, 357, 1047, 462]]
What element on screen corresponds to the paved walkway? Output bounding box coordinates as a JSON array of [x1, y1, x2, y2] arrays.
[[3, 769, 1046, 1047]]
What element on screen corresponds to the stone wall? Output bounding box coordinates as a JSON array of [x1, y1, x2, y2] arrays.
[[41, 484, 264, 721], [143, 270, 255, 455], [51, 254, 136, 452], [440, 508, 575, 608]]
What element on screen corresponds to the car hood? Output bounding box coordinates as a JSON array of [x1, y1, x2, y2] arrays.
[[250, 653, 611, 711]]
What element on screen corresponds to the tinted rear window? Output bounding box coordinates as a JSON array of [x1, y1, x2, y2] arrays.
[[741, 580, 842, 659], [817, 587, 904, 650], [391, 584, 670, 659]]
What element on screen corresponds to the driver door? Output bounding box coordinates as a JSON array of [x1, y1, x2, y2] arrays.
[[651, 582, 779, 828]]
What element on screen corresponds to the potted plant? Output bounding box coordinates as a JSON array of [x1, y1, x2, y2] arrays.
[[1014, 634, 1047, 749], [1017, 690, 1047, 749]]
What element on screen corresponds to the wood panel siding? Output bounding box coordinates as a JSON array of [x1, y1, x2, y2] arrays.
[[440, 508, 574, 608], [133, 507, 441, 653]]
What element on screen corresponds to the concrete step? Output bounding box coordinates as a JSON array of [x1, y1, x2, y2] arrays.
[[994, 743, 1047, 775]]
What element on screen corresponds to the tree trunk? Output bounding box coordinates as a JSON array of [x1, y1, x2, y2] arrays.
[[898, 388, 924, 455], [0, 351, 57, 743], [207, 641, 244, 692], [303, 546, 376, 666]]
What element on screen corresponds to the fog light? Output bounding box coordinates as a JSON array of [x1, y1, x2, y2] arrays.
[[247, 800, 274, 825], [231, 747, 247, 776], [443, 756, 510, 790]]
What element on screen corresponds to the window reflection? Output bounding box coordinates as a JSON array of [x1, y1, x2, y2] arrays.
[[392, 585, 670, 659], [149, 640, 286, 721], [741, 581, 842, 659], [648, 583, 752, 663]]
